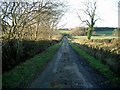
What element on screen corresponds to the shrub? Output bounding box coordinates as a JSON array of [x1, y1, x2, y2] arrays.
[[2, 39, 59, 73]]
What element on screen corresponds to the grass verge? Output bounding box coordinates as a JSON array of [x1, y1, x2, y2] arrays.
[[2, 42, 62, 88], [70, 43, 120, 87]]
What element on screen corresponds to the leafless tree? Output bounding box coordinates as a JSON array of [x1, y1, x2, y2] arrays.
[[0, 0, 66, 62], [78, 1, 100, 39]]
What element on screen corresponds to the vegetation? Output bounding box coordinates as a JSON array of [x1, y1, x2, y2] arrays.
[[72, 36, 119, 40], [2, 42, 61, 88], [70, 43, 120, 87], [1, 0, 119, 88], [1, 1, 65, 88], [62, 27, 116, 37], [70, 27, 87, 36], [71, 37, 120, 71], [57, 29, 70, 34], [112, 28, 120, 36], [2, 40, 60, 72], [78, 1, 99, 39], [94, 27, 116, 35], [1, 1, 65, 72], [68, 25, 120, 86]]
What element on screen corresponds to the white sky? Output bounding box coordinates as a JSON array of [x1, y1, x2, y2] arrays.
[[58, 0, 119, 28], [0, 0, 119, 28]]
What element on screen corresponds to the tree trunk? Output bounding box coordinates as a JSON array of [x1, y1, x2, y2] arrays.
[[87, 27, 93, 39]]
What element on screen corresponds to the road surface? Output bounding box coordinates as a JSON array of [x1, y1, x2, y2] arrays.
[[29, 37, 112, 88]]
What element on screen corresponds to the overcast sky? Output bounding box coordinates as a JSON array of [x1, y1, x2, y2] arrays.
[[0, 0, 119, 28], [58, 0, 119, 28]]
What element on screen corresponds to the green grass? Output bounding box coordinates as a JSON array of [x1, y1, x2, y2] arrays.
[[57, 29, 70, 34], [95, 31, 113, 34], [70, 43, 120, 87], [72, 36, 119, 40], [2, 42, 62, 88]]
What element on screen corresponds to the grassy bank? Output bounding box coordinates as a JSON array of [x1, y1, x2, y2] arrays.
[[2, 42, 62, 88], [70, 43, 120, 87]]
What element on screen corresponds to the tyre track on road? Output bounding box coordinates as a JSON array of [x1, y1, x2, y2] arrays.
[[30, 38, 112, 88]]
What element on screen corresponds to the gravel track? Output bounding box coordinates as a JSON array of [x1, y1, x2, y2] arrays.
[[29, 38, 112, 88]]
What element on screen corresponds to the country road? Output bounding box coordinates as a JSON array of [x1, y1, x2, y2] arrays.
[[29, 37, 112, 88]]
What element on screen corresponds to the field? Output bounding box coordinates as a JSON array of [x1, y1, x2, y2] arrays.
[[95, 30, 113, 34], [93, 27, 115, 35], [69, 34, 120, 78], [57, 29, 70, 34], [72, 36, 119, 40]]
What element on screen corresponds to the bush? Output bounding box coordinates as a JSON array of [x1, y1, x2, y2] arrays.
[[2, 39, 59, 73], [2, 42, 61, 88]]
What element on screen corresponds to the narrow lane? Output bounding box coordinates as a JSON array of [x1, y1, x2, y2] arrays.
[[30, 38, 112, 88]]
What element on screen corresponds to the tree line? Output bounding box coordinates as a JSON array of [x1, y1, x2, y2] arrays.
[[0, 0, 66, 72]]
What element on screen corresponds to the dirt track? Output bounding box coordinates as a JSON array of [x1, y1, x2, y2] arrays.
[[29, 38, 112, 88]]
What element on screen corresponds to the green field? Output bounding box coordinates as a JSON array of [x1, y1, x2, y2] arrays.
[[95, 31, 113, 34], [72, 36, 119, 40], [57, 29, 70, 34]]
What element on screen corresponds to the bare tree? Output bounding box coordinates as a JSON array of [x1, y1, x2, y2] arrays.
[[1, 0, 66, 41], [78, 1, 99, 39], [0, 1, 66, 68]]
